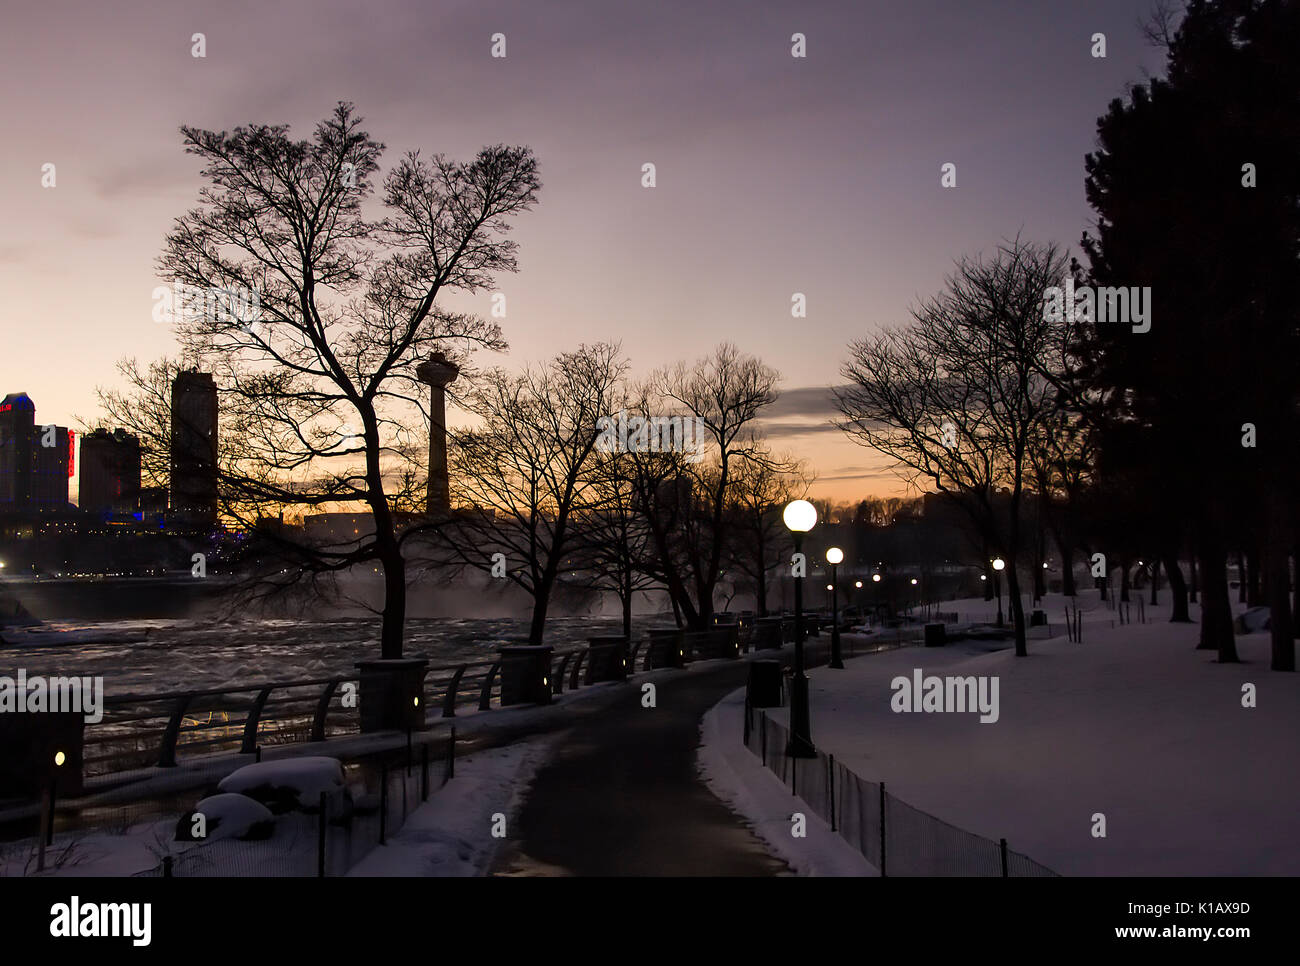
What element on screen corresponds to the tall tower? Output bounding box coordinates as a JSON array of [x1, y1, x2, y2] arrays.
[[170, 370, 218, 526], [415, 352, 459, 516]]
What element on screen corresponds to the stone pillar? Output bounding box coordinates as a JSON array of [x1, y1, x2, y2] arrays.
[[355, 658, 429, 733], [415, 352, 460, 516], [498, 646, 553, 706]]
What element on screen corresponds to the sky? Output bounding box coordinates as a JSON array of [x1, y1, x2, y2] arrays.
[[0, 0, 1166, 502]]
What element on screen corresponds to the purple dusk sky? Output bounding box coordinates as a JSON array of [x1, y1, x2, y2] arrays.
[[0, 0, 1163, 501]]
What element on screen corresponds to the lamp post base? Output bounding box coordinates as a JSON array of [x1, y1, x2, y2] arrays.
[[830, 627, 844, 669]]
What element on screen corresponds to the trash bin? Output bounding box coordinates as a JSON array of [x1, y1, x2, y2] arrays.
[[748, 660, 783, 708]]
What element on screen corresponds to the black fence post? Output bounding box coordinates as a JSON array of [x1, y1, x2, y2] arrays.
[[163, 855, 173, 878], [318, 791, 327, 878], [255, 745, 262, 763], [879, 782, 888, 877], [828, 754, 836, 832], [1000, 837, 1009, 877], [379, 763, 388, 846], [444, 725, 456, 785], [46, 777, 56, 845], [421, 743, 429, 802]]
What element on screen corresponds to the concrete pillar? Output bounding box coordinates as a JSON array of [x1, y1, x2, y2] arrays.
[[415, 352, 460, 516]]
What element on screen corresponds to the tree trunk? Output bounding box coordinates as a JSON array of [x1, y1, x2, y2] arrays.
[[1267, 489, 1294, 671], [1149, 558, 1160, 606], [1007, 564, 1028, 657], [622, 570, 634, 641], [528, 573, 553, 644], [1189, 554, 1198, 604], [1199, 530, 1238, 662], [1293, 542, 1300, 639], [1247, 548, 1262, 607], [1060, 544, 1076, 597], [1162, 554, 1190, 622], [983, 558, 994, 600], [1237, 552, 1248, 604], [379, 542, 406, 660], [1120, 560, 1131, 603]]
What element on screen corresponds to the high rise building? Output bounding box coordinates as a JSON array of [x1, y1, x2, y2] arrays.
[[0, 393, 70, 514], [170, 370, 219, 525], [79, 428, 142, 515]]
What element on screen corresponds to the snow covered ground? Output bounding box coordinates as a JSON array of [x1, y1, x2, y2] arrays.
[[700, 591, 1300, 876], [698, 689, 876, 876], [2, 737, 556, 877], [347, 736, 555, 876]]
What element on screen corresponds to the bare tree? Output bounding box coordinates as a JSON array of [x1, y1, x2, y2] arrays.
[[438, 344, 626, 643], [636, 344, 782, 628], [156, 102, 540, 658], [727, 453, 812, 616], [835, 239, 1070, 656]]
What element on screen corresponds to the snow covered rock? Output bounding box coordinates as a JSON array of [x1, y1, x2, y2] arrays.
[[176, 793, 275, 842], [1234, 607, 1270, 633], [217, 756, 348, 815]]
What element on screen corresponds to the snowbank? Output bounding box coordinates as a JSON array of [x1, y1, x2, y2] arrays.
[[348, 737, 555, 876], [218, 756, 346, 813], [698, 689, 876, 876]]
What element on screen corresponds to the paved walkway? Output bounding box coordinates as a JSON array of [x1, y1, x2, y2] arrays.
[[491, 661, 788, 876]]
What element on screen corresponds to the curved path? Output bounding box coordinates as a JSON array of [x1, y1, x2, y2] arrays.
[[490, 661, 788, 876]]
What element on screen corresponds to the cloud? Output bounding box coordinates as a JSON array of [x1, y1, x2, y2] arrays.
[[760, 420, 840, 438], [766, 385, 850, 420]]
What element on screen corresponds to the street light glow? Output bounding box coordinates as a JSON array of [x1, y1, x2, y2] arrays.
[[825, 546, 843, 565], [855, 580, 863, 588], [782, 499, 818, 533], [993, 558, 1006, 571], [872, 573, 881, 583]]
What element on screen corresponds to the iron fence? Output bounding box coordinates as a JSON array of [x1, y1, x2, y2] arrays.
[[744, 706, 1058, 877]]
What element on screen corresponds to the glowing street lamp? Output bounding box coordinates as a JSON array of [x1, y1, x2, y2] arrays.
[[782, 499, 817, 757], [826, 547, 844, 669]]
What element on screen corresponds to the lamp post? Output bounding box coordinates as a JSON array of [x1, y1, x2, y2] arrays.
[[992, 557, 1006, 627], [826, 547, 844, 668], [783, 499, 818, 758], [871, 571, 881, 624]]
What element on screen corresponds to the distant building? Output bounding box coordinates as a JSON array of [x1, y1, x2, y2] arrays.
[[303, 512, 375, 546], [170, 370, 218, 525], [0, 393, 71, 514], [78, 428, 142, 515]]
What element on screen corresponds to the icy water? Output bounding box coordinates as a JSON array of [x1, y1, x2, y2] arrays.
[[0, 616, 628, 696]]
